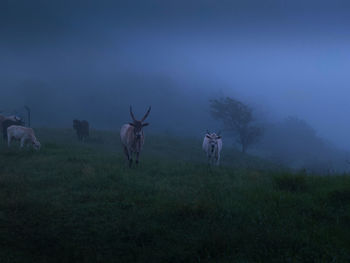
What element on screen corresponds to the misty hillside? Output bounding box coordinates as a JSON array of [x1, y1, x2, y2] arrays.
[[2, 0, 350, 173], [2, 77, 350, 173], [255, 117, 350, 174], [2, 0, 350, 262]]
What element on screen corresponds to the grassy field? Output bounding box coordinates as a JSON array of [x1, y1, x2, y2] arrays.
[[0, 128, 350, 262]]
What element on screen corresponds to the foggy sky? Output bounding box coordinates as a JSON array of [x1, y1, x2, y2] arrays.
[[1, 0, 350, 149]]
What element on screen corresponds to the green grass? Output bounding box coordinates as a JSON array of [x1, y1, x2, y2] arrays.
[[0, 128, 349, 262]]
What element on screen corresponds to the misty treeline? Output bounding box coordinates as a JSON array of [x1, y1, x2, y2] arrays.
[[210, 97, 350, 174], [209, 97, 263, 154], [257, 117, 350, 174], [1, 74, 349, 173]]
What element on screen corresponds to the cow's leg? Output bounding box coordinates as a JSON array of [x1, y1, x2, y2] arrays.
[[128, 150, 133, 168], [129, 153, 133, 168], [7, 135, 11, 147], [207, 153, 211, 166], [123, 146, 133, 167], [135, 152, 140, 165], [216, 151, 220, 166], [123, 146, 130, 160], [20, 138, 25, 148], [211, 154, 216, 166]]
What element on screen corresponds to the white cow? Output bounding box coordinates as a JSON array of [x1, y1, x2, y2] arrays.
[[120, 106, 151, 167], [7, 125, 41, 150], [202, 131, 222, 165]]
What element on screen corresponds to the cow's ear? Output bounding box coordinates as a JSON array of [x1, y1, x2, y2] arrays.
[[129, 123, 135, 127], [217, 136, 222, 139], [142, 123, 149, 127], [206, 135, 211, 139]]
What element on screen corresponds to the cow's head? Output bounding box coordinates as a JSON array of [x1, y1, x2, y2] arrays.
[[129, 106, 151, 139], [205, 131, 222, 153], [32, 140, 41, 150]]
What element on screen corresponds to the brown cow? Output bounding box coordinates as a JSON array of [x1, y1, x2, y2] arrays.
[[73, 120, 90, 141]]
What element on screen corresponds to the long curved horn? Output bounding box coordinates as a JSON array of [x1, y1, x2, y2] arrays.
[[130, 106, 137, 122], [206, 129, 210, 134], [141, 106, 151, 122]]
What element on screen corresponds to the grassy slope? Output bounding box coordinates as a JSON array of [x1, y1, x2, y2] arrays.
[[0, 129, 349, 263]]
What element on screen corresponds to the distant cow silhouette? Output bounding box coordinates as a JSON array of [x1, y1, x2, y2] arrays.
[[73, 120, 89, 141]]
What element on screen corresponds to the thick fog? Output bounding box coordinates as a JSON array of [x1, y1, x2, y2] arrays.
[[1, 0, 350, 171]]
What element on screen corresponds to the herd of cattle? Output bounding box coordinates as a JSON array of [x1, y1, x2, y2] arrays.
[[0, 107, 223, 166]]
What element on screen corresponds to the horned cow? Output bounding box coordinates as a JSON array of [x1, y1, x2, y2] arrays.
[[7, 125, 41, 150], [202, 131, 222, 166], [73, 120, 90, 141], [120, 106, 151, 167]]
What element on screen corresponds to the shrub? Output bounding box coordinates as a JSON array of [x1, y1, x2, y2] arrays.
[[273, 173, 308, 192]]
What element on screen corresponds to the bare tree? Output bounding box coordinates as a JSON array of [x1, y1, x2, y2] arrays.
[[210, 97, 263, 153]]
